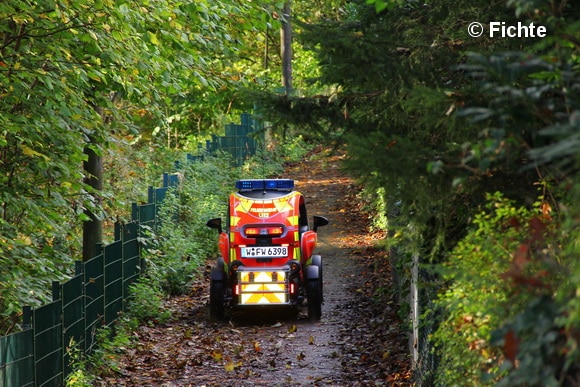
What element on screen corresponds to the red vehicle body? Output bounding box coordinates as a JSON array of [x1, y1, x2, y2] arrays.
[[206, 179, 328, 320]]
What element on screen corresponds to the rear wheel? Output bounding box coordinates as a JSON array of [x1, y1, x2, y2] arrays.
[[311, 255, 323, 301], [209, 279, 225, 320], [306, 278, 322, 321]]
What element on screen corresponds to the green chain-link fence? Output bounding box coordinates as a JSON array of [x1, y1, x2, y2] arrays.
[[0, 174, 178, 387], [203, 112, 264, 166]]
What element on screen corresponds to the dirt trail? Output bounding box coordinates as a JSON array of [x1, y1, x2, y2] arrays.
[[99, 149, 411, 386]]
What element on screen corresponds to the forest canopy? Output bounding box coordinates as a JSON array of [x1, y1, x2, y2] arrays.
[[0, 0, 288, 332]]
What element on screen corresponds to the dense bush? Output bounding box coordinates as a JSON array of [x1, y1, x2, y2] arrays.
[[432, 192, 575, 385], [139, 152, 238, 295]]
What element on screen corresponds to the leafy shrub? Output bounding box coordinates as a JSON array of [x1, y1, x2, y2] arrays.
[[126, 278, 171, 325], [86, 325, 132, 378], [247, 134, 315, 172], [431, 192, 567, 385], [65, 339, 94, 387], [103, 141, 181, 225], [274, 134, 315, 163], [487, 179, 580, 386], [139, 152, 237, 295], [489, 295, 567, 387]]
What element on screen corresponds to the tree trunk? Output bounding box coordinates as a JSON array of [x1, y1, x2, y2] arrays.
[[82, 136, 103, 261], [280, 2, 292, 94], [264, 25, 269, 70]]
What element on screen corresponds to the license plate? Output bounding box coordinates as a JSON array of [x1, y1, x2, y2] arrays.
[[241, 246, 288, 258]]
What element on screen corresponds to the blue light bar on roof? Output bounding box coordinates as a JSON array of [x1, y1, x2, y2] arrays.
[[236, 179, 294, 192]]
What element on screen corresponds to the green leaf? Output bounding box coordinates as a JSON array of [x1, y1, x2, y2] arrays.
[[147, 31, 160, 46]]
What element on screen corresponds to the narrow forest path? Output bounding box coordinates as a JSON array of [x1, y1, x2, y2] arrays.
[[99, 148, 412, 386]]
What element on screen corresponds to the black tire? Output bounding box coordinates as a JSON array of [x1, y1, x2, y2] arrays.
[[216, 257, 225, 271], [311, 255, 323, 301], [209, 279, 225, 320], [306, 278, 322, 321]]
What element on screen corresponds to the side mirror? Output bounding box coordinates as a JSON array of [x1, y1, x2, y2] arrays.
[[206, 218, 223, 234], [312, 215, 329, 232]]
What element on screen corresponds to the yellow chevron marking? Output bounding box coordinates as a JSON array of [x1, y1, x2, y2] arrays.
[[238, 271, 287, 304], [233, 196, 252, 213], [287, 215, 299, 226], [273, 197, 292, 212], [241, 289, 286, 305]]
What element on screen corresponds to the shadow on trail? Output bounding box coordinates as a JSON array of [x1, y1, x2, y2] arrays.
[[204, 306, 306, 327]]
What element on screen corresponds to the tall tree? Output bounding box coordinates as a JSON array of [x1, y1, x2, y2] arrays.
[[82, 131, 103, 261], [280, 2, 293, 93]]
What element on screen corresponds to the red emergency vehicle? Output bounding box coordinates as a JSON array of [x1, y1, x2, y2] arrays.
[[206, 179, 328, 320]]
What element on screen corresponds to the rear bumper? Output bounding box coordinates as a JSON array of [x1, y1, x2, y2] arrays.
[[235, 267, 296, 306]]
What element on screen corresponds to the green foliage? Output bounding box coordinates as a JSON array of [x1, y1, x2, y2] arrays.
[[133, 0, 282, 141], [137, 153, 234, 295], [252, 135, 315, 186], [561, 179, 580, 330], [489, 296, 567, 387], [365, 0, 404, 12], [65, 339, 94, 387], [86, 325, 132, 377], [255, 0, 526, 260], [240, 145, 286, 178], [0, 140, 180, 334], [457, 49, 579, 176], [361, 186, 389, 232], [126, 278, 171, 325], [253, 1, 579, 383], [432, 192, 570, 385], [103, 142, 180, 224], [0, 0, 282, 334]]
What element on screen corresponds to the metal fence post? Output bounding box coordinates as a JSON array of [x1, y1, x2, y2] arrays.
[[52, 281, 60, 302], [22, 307, 32, 331], [411, 254, 419, 366]]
